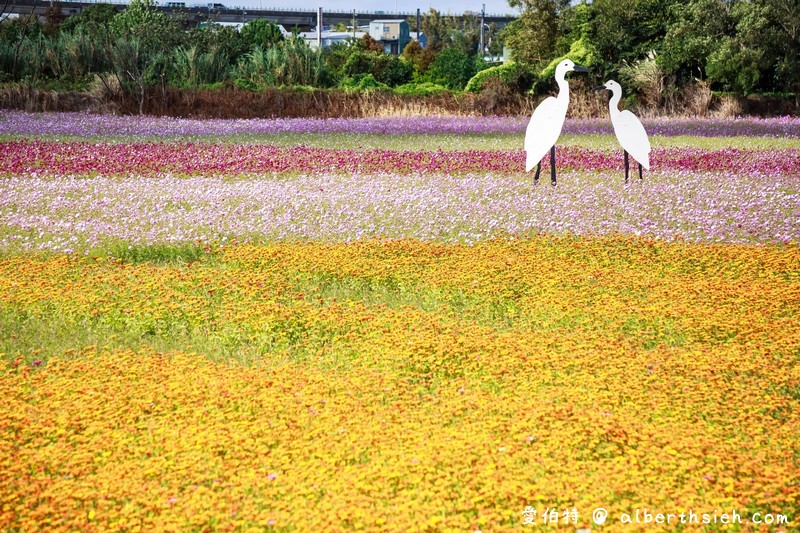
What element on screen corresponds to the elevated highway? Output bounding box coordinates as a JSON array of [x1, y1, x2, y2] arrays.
[[1, 0, 516, 31]]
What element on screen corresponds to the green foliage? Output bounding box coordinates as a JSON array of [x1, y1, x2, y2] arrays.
[[341, 50, 412, 87], [340, 73, 390, 92], [448, 12, 482, 57], [423, 48, 486, 91], [322, 42, 353, 80], [504, 0, 569, 68], [706, 38, 762, 96], [45, 30, 109, 80], [1, 0, 797, 104], [59, 4, 118, 38], [586, 0, 678, 72], [0, 42, 14, 81], [237, 38, 330, 88], [659, 0, 737, 80], [240, 19, 285, 50], [758, 0, 800, 98], [392, 82, 449, 96], [539, 35, 600, 81], [110, 0, 184, 52], [233, 77, 260, 91], [464, 61, 534, 93], [420, 8, 452, 52], [554, 3, 590, 58], [356, 34, 384, 54], [102, 242, 214, 264], [187, 24, 246, 63], [401, 39, 437, 77], [1, 14, 44, 44], [171, 46, 231, 89]]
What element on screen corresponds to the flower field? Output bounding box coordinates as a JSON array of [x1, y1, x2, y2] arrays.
[[1, 111, 799, 531]]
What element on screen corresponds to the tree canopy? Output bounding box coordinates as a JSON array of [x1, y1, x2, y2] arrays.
[[0, 0, 798, 108]]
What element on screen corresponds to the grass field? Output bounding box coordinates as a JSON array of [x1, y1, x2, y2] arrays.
[[1, 112, 799, 531]]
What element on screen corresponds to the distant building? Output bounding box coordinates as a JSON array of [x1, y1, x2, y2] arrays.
[[299, 20, 411, 55], [368, 19, 410, 54], [300, 31, 366, 49]]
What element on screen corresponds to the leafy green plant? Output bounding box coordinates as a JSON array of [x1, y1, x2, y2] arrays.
[[538, 34, 600, 82], [423, 48, 486, 91], [464, 61, 533, 93], [237, 38, 330, 88], [392, 82, 449, 96], [340, 73, 389, 92]]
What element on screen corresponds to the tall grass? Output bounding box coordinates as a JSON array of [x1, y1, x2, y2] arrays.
[[172, 46, 230, 89], [237, 39, 328, 88]]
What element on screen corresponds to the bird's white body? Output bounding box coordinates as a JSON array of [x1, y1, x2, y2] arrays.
[[524, 60, 579, 172], [603, 80, 651, 170]]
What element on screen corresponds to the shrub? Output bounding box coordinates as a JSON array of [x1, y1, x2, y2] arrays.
[[233, 77, 260, 91], [539, 35, 600, 84], [342, 51, 413, 87], [464, 61, 534, 93], [423, 48, 486, 91], [340, 73, 389, 92], [393, 82, 449, 96]]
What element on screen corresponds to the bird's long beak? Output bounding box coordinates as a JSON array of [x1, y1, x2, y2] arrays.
[[592, 86, 607, 92], [573, 65, 592, 73]]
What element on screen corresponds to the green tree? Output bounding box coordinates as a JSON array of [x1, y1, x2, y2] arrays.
[[705, 36, 763, 95], [421, 8, 453, 51], [402, 39, 428, 75], [357, 34, 385, 53], [660, 0, 738, 81], [240, 19, 284, 51], [322, 41, 354, 81], [586, 0, 678, 74], [1, 14, 59, 81], [423, 47, 483, 90], [449, 13, 481, 56], [110, 0, 183, 52], [504, 0, 569, 68], [108, 0, 183, 113], [757, 0, 800, 101], [60, 3, 119, 37], [342, 50, 413, 87], [187, 24, 246, 64]]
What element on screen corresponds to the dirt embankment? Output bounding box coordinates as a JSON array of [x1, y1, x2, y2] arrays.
[[1, 83, 796, 118]]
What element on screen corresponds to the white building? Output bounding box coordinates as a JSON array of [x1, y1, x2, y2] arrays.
[[299, 31, 367, 50]]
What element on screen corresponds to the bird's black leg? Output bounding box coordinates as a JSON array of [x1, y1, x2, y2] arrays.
[[624, 150, 630, 183], [638, 162, 643, 180], [550, 145, 557, 186], [534, 161, 541, 184]]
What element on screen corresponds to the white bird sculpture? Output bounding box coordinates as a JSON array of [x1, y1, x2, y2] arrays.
[[524, 59, 591, 185], [593, 80, 651, 182]]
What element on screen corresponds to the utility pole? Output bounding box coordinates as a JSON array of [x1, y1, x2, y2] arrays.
[[317, 7, 322, 49], [352, 9, 356, 39], [480, 3, 485, 59], [416, 8, 421, 43]]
